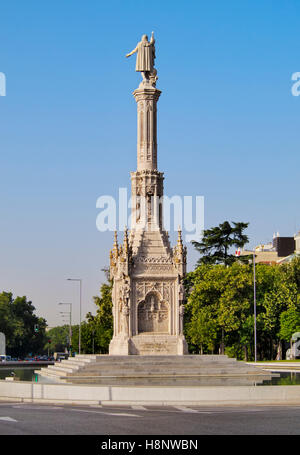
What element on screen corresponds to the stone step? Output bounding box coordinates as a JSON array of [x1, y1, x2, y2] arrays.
[[60, 359, 94, 367], [80, 361, 240, 371], [36, 369, 66, 379], [91, 355, 236, 361], [72, 355, 99, 361], [36, 354, 269, 384], [70, 369, 266, 378], [89, 359, 238, 366], [37, 355, 99, 378], [70, 365, 263, 377], [39, 367, 265, 381], [47, 365, 78, 373], [65, 376, 270, 386]]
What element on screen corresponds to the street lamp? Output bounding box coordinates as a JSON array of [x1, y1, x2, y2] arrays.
[[67, 279, 82, 354], [253, 252, 257, 363], [238, 248, 257, 362], [58, 302, 72, 354]]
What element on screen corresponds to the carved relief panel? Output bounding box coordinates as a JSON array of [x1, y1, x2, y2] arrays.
[[138, 292, 169, 334]]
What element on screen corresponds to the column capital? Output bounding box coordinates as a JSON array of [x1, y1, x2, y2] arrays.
[[133, 87, 161, 103]]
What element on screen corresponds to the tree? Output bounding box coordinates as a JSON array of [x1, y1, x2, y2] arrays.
[[90, 280, 113, 353], [46, 279, 114, 355], [0, 292, 15, 345], [279, 307, 300, 356], [186, 306, 218, 354], [0, 292, 47, 357], [184, 259, 300, 361], [73, 279, 114, 354], [192, 221, 249, 266], [184, 264, 228, 354], [45, 325, 72, 353]]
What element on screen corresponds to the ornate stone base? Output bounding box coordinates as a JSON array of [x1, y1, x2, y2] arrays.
[[109, 334, 188, 356], [177, 336, 189, 355], [109, 336, 131, 355]]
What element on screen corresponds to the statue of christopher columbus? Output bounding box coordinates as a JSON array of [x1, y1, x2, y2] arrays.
[[126, 32, 158, 86]]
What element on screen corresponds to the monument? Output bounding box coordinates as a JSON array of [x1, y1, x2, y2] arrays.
[[36, 34, 274, 384], [109, 33, 188, 355]]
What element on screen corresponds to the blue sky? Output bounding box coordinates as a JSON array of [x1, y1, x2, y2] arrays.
[[0, 0, 299, 327]]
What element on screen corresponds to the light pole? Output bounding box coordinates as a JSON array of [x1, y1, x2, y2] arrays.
[[253, 252, 257, 362], [58, 302, 72, 353], [240, 248, 257, 362], [67, 278, 82, 354]]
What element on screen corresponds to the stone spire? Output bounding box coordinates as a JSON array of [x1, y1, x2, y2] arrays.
[[177, 227, 183, 253], [123, 226, 129, 254], [112, 231, 118, 256]]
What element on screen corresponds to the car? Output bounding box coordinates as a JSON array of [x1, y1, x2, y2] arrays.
[[0, 355, 11, 362]]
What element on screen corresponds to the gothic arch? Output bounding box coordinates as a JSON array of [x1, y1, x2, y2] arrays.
[[138, 291, 169, 334]]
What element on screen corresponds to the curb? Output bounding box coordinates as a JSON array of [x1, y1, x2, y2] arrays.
[[1, 380, 300, 407]]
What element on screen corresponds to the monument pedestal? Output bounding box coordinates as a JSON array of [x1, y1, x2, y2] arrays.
[[109, 336, 131, 355], [109, 334, 189, 356]]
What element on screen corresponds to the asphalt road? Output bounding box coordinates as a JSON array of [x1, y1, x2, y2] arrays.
[[0, 401, 300, 436]]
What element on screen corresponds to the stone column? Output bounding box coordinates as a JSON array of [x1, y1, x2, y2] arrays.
[[133, 87, 161, 172]]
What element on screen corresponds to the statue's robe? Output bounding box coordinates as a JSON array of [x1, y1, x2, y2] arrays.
[[135, 41, 154, 72]]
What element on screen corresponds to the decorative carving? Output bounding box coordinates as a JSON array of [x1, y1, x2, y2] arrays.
[[134, 280, 173, 302], [134, 263, 175, 273], [138, 293, 169, 333], [179, 304, 185, 335], [178, 278, 185, 302], [120, 301, 130, 336], [135, 256, 172, 264]]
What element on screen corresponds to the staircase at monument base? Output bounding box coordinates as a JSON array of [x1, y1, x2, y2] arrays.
[[36, 354, 273, 385]]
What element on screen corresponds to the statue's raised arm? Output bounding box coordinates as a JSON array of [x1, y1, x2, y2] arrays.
[[126, 46, 138, 58], [150, 31, 155, 44], [126, 32, 158, 87]]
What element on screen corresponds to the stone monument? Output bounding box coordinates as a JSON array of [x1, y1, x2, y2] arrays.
[[0, 332, 6, 356], [109, 33, 188, 355]]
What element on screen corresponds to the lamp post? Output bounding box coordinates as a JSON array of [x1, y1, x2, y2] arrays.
[[239, 248, 257, 362], [67, 279, 82, 354], [58, 302, 72, 353], [253, 252, 257, 362]]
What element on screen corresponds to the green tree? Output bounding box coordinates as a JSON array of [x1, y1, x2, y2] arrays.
[[73, 279, 113, 354], [217, 263, 253, 359], [0, 292, 47, 357], [47, 279, 114, 355], [279, 307, 300, 354], [192, 221, 249, 266], [184, 260, 300, 361], [45, 325, 71, 354], [186, 306, 218, 354], [90, 280, 113, 353], [185, 264, 227, 354], [0, 292, 15, 345]]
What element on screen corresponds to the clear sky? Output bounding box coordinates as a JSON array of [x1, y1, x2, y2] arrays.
[[0, 0, 299, 327]]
